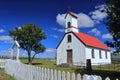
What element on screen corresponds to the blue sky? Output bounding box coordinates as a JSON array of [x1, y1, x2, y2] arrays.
[[0, 0, 113, 58]]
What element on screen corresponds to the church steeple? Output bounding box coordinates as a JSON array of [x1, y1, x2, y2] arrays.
[[65, 11, 79, 33]]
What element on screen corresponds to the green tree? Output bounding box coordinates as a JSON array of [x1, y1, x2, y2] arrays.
[[104, 0, 120, 53], [9, 23, 46, 64]]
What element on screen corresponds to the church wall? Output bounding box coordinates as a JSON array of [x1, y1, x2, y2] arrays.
[[86, 47, 111, 65], [70, 33, 86, 66], [71, 17, 78, 27], [65, 14, 72, 28], [57, 33, 86, 66], [57, 36, 67, 65]]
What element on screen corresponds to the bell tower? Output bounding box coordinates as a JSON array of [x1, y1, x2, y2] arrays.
[[65, 11, 79, 33]]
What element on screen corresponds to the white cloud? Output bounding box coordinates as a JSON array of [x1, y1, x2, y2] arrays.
[[0, 29, 5, 33], [52, 28, 64, 32], [102, 33, 112, 39], [0, 36, 13, 41], [56, 4, 107, 28], [56, 14, 66, 27], [50, 34, 58, 39], [88, 28, 101, 36], [89, 4, 107, 23], [18, 26, 21, 29], [77, 13, 94, 27], [56, 13, 94, 28], [45, 48, 56, 54]]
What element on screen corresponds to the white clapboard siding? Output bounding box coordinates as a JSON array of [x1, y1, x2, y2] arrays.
[[5, 60, 119, 80]]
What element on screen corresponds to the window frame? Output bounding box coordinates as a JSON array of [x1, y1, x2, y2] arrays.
[[67, 22, 71, 28], [99, 50, 102, 59], [105, 51, 108, 59], [91, 49, 95, 58]]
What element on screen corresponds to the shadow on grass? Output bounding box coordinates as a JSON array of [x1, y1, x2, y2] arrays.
[[75, 68, 120, 80], [32, 63, 43, 65], [24, 62, 43, 65]]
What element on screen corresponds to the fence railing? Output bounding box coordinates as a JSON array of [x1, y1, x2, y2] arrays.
[[73, 62, 120, 72], [5, 60, 119, 80]]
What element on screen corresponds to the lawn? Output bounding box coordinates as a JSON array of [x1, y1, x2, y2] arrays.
[[21, 59, 75, 73], [21, 58, 120, 80], [0, 69, 16, 80]]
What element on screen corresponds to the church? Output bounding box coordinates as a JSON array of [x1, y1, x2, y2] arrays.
[[56, 11, 111, 66]]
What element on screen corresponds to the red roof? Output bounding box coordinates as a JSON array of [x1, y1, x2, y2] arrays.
[[74, 32, 110, 50], [65, 11, 78, 19]]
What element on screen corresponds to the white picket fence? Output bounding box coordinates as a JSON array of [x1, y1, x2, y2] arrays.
[[5, 60, 119, 80], [0, 59, 7, 68]]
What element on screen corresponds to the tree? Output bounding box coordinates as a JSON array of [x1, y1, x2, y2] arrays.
[[9, 23, 46, 64], [104, 0, 120, 53]]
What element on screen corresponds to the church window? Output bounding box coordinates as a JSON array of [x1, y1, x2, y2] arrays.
[[68, 35, 71, 42], [91, 49, 95, 58], [99, 50, 102, 59], [105, 51, 108, 59], [68, 22, 71, 28]]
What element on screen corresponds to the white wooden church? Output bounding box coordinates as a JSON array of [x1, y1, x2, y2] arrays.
[[56, 11, 111, 66]]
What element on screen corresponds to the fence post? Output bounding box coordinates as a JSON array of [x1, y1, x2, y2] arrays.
[[39, 67, 42, 80], [58, 70, 61, 80], [77, 73, 81, 80], [72, 73, 75, 80], [54, 69, 57, 80], [50, 69, 53, 80], [97, 76, 102, 80], [89, 75, 94, 80], [44, 68, 47, 80], [62, 71, 66, 80], [41, 68, 44, 80], [83, 74, 88, 80], [66, 72, 70, 80], [47, 68, 50, 80], [105, 77, 111, 80]]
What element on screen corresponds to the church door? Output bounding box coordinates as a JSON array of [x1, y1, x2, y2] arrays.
[[67, 50, 73, 65]]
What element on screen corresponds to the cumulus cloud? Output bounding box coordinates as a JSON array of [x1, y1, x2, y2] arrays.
[[45, 48, 56, 54], [56, 14, 66, 27], [18, 26, 21, 29], [52, 28, 64, 32], [50, 34, 58, 39], [77, 13, 94, 27], [88, 28, 101, 36], [56, 13, 94, 28], [89, 4, 107, 23], [0, 29, 5, 33], [102, 33, 112, 39], [0, 36, 13, 41]]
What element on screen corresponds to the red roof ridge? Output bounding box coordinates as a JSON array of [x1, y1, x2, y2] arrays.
[[73, 32, 110, 51], [65, 11, 78, 19]]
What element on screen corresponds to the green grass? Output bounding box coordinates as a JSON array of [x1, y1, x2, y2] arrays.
[[21, 59, 74, 73], [21, 58, 120, 80], [0, 69, 16, 80]]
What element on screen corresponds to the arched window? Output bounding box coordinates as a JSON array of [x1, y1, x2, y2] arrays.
[[67, 22, 71, 28], [91, 49, 95, 58], [68, 35, 71, 42]]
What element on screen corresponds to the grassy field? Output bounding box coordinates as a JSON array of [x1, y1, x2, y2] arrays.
[[21, 58, 120, 80], [0, 69, 16, 80], [0, 59, 119, 80], [21, 59, 75, 73]]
